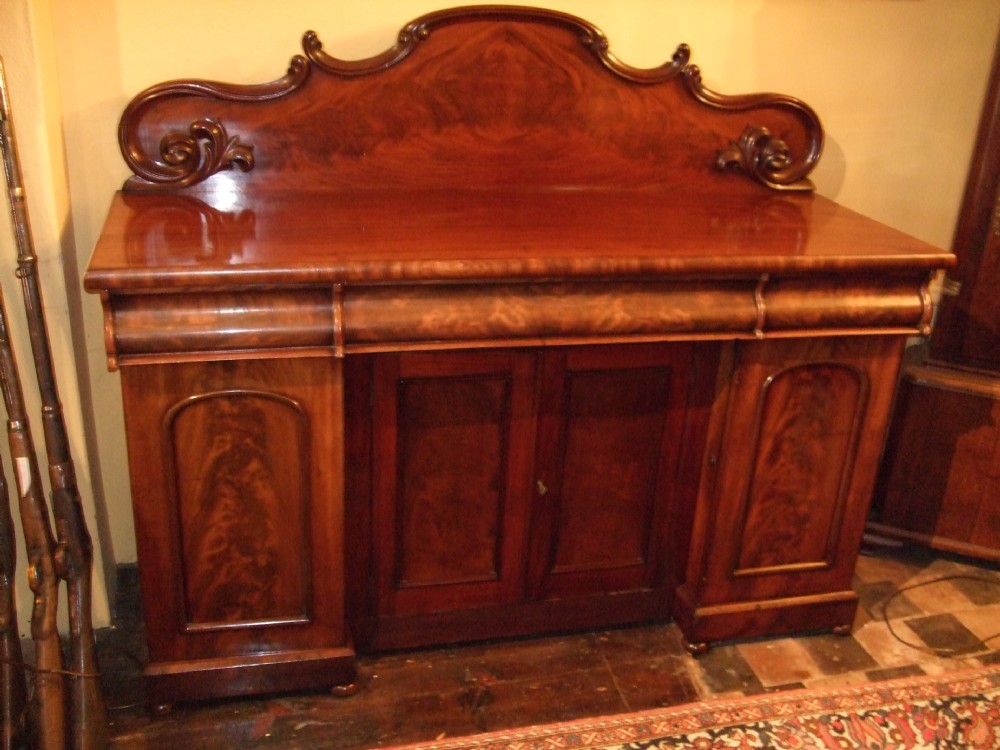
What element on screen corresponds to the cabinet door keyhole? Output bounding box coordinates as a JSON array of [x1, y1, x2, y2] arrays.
[[536, 480, 548, 496]]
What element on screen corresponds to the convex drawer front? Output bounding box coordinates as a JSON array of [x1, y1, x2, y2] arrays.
[[350, 343, 714, 650]]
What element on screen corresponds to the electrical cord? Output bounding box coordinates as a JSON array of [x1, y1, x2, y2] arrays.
[[881, 574, 1000, 657]]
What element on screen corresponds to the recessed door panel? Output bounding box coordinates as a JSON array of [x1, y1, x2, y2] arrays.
[[121, 356, 346, 664], [552, 366, 670, 570], [395, 376, 510, 586], [373, 350, 536, 616], [531, 344, 691, 598]]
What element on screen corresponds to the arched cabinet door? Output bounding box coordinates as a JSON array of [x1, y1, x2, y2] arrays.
[[675, 335, 905, 650], [119, 356, 356, 706]]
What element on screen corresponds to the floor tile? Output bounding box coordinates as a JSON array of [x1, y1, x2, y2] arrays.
[[799, 633, 879, 675], [895, 578, 977, 616], [802, 671, 874, 691], [950, 572, 1000, 606], [979, 650, 1000, 666], [865, 664, 925, 681], [951, 602, 1000, 644], [735, 639, 822, 687], [853, 549, 928, 586], [855, 579, 922, 620], [850, 619, 952, 671], [903, 612, 988, 656], [686, 644, 764, 695]]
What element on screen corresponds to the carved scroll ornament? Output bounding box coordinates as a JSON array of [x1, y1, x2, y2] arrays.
[[118, 6, 823, 191], [119, 57, 310, 190]]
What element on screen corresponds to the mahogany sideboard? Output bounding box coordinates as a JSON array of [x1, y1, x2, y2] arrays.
[[83, 7, 954, 708]]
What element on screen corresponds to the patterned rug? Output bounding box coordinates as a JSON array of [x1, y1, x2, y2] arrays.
[[391, 664, 1000, 750]]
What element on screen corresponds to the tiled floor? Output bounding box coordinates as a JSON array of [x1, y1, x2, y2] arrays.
[[98, 540, 1000, 749]]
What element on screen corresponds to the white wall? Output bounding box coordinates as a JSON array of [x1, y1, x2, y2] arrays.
[[0, 0, 995, 628]]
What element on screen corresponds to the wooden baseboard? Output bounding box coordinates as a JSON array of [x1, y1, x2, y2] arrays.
[[865, 522, 1000, 563]]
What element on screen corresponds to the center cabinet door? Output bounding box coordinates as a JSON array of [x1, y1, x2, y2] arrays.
[[527, 345, 692, 600], [372, 349, 537, 618], [369, 343, 693, 624]]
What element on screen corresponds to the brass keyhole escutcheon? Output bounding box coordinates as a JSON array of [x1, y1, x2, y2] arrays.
[[536, 480, 548, 496]]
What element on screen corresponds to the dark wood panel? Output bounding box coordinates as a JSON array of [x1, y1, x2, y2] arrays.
[[930, 29, 1000, 371], [552, 367, 668, 570], [115, 8, 820, 193], [529, 345, 692, 599], [372, 350, 536, 617], [874, 367, 1000, 560], [396, 376, 509, 586], [676, 336, 905, 648]]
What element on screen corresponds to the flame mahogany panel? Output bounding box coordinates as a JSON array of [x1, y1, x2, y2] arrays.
[[734, 362, 865, 574], [168, 390, 311, 629], [528, 345, 692, 600]]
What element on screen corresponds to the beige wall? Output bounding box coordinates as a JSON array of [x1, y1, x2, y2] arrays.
[[0, 0, 112, 632], [0, 1, 995, 628]]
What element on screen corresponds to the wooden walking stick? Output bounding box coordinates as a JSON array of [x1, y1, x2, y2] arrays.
[[0, 459, 27, 750], [0, 288, 63, 750], [0, 58, 107, 748]]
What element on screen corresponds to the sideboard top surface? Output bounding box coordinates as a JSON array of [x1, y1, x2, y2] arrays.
[[86, 186, 951, 291]]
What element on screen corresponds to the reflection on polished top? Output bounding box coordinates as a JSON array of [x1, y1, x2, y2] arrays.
[[86, 180, 950, 291]]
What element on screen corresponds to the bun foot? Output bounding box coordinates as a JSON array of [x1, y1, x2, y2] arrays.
[[683, 639, 710, 656], [330, 681, 359, 697]]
